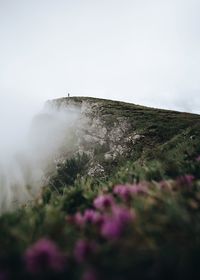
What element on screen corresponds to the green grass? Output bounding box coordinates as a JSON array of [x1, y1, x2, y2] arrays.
[[55, 97, 200, 179], [0, 97, 200, 279]]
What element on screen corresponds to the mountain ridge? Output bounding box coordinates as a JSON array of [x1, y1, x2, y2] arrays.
[[46, 96, 200, 181]]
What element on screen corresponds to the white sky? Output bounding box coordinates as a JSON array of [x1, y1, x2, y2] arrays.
[[0, 0, 200, 113]]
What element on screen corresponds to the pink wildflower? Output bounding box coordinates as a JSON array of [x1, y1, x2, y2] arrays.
[[73, 210, 104, 227], [101, 206, 135, 239], [113, 185, 133, 201], [177, 174, 195, 187], [114, 183, 147, 200], [112, 205, 136, 224], [74, 240, 97, 263], [25, 238, 65, 274], [74, 212, 85, 227], [101, 217, 123, 239], [196, 155, 200, 162], [91, 212, 105, 227], [93, 194, 114, 210], [83, 209, 100, 223]]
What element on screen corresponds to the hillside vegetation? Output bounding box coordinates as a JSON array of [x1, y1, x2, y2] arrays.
[[0, 97, 200, 280], [49, 97, 200, 180]]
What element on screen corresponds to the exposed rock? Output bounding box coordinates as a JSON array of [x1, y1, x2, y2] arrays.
[[88, 163, 105, 177], [46, 97, 143, 177]]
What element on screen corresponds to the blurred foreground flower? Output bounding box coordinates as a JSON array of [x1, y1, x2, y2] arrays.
[[196, 155, 200, 161], [177, 174, 195, 187], [101, 206, 136, 239], [74, 210, 104, 227], [74, 239, 97, 263], [93, 194, 114, 210], [25, 238, 65, 274], [113, 183, 147, 201]]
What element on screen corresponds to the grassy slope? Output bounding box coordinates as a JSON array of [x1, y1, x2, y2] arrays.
[[0, 97, 200, 279], [52, 97, 200, 180]]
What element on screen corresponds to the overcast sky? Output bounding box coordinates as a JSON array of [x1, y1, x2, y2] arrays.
[[1, 0, 200, 114]]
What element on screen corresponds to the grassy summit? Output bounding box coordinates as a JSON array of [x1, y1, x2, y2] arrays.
[[49, 96, 200, 181], [0, 97, 200, 279]]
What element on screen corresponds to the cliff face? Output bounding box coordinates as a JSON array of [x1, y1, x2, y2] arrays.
[[44, 97, 146, 178], [45, 96, 200, 179]]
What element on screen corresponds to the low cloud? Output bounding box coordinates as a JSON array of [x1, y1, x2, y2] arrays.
[[0, 98, 81, 213]]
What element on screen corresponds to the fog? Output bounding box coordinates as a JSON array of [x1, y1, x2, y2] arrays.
[[0, 0, 200, 211], [0, 96, 81, 213], [1, 0, 200, 113]]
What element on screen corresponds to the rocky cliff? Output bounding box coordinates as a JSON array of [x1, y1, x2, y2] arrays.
[[44, 96, 200, 180]]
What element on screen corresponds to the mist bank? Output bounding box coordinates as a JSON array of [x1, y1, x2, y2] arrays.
[[1, 94, 199, 214], [0, 99, 82, 213]]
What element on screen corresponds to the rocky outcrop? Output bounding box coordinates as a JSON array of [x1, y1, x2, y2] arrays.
[[46, 97, 143, 176]]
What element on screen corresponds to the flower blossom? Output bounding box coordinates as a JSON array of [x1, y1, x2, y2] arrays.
[[25, 238, 65, 274], [177, 174, 195, 187], [101, 217, 122, 239], [101, 206, 135, 239], [93, 194, 114, 210], [83, 209, 101, 223], [112, 205, 136, 224], [113, 183, 147, 200], [74, 212, 85, 227], [196, 155, 200, 162], [74, 210, 104, 227], [74, 239, 97, 263]]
